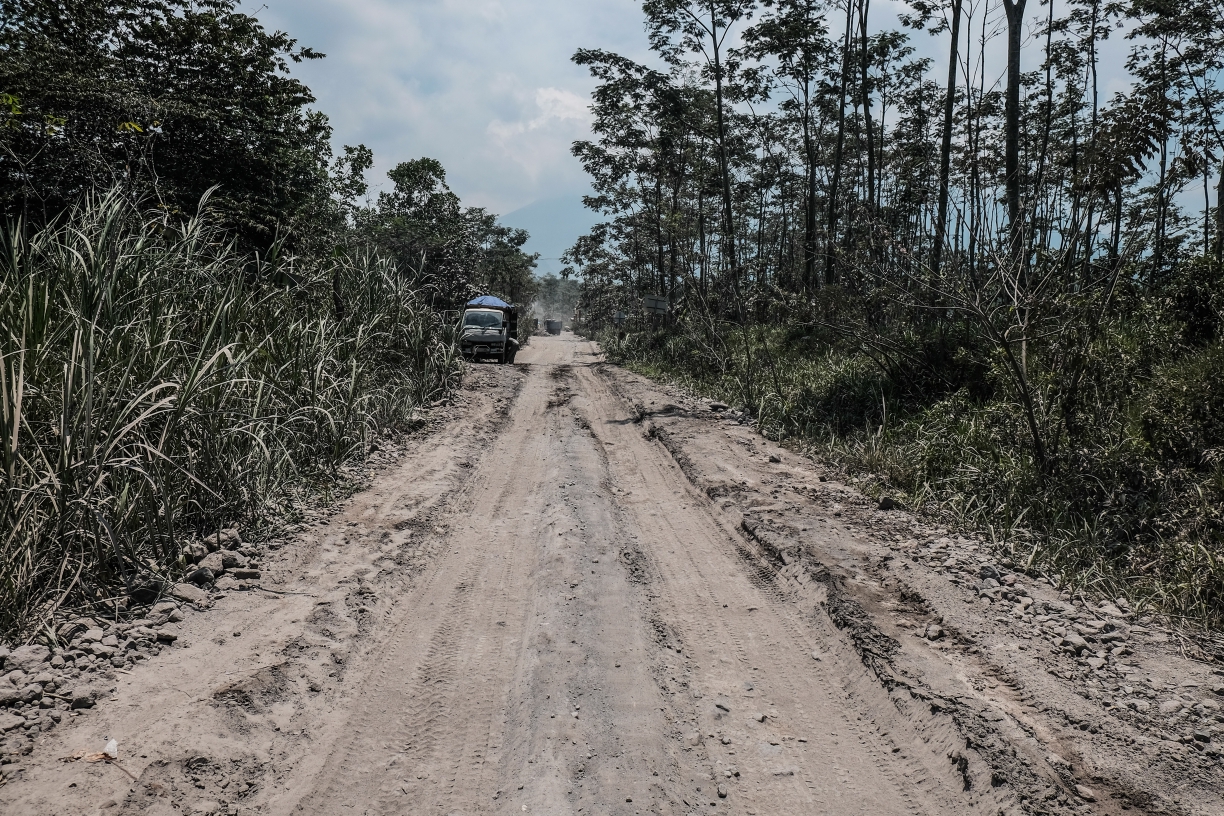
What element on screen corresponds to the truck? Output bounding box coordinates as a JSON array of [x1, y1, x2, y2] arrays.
[[459, 295, 519, 364]]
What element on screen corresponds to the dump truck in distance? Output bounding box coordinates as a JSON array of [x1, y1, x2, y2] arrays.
[[460, 295, 519, 364]]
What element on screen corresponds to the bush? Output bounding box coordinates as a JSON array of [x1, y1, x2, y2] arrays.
[[1141, 343, 1224, 468], [606, 314, 1224, 625]]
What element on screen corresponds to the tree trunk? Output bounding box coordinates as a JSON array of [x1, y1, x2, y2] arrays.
[[1217, 161, 1224, 269], [802, 77, 818, 292], [858, 0, 876, 214], [1154, 40, 1169, 279], [826, 0, 855, 286], [708, 1, 740, 315], [1001, 0, 1027, 270], [933, 0, 964, 275]]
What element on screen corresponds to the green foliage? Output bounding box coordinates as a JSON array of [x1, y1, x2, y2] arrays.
[[356, 159, 539, 309], [534, 274, 583, 321], [1141, 343, 1224, 468], [0, 192, 461, 636], [0, 0, 337, 249], [607, 321, 1224, 623]]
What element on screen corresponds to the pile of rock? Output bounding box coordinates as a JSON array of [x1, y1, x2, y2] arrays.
[[182, 528, 264, 589], [0, 595, 197, 777]]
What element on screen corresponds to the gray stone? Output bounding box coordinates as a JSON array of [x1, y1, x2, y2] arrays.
[[69, 689, 95, 709], [199, 551, 226, 575], [1061, 634, 1089, 653], [0, 687, 19, 706], [100, 635, 118, 648], [1075, 784, 1097, 801], [219, 551, 246, 569], [185, 565, 215, 586], [203, 528, 242, 552], [56, 619, 94, 641], [979, 564, 1001, 581], [1159, 700, 1184, 715], [924, 624, 945, 641], [82, 628, 103, 643], [1085, 657, 1107, 670], [717, 784, 728, 799], [0, 712, 24, 732], [4, 645, 49, 674], [229, 568, 261, 580], [170, 583, 208, 604], [152, 601, 179, 616], [156, 625, 180, 643]]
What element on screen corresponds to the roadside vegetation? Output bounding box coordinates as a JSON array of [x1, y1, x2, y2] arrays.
[[566, 0, 1224, 625], [0, 1, 538, 637], [534, 274, 584, 324]]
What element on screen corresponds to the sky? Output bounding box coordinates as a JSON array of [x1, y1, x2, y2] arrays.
[[256, 0, 1143, 270], [257, 0, 652, 269]]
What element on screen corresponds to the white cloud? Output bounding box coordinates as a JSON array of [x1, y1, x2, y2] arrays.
[[257, 0, 646, 213], [534, 87, 591, 124], [487, 87, 592, 182]]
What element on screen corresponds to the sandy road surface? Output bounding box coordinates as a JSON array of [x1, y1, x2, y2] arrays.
[[4, 333, 1222, 816]]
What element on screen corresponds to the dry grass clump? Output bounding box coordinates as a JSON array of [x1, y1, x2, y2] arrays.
[[1, 192, 460, 637]]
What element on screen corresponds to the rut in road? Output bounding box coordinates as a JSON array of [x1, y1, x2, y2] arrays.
[[287, 335, 999, 816]]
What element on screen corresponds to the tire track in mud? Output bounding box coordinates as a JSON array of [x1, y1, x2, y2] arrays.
[[291, 371, 550, 816], [576, 359, 1014, 816], [594, 361, 1143, 816]]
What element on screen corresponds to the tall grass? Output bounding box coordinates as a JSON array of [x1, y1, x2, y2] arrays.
[[1, 191, 461, 637]]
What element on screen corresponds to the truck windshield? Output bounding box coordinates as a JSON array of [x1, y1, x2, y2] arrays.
[[463, 311, 503, 328]]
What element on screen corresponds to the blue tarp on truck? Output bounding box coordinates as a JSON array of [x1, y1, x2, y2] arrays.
[[466, 295, 513, 309]]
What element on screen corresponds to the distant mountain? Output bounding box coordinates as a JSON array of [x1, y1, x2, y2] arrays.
[[499, 195, 602, 277]]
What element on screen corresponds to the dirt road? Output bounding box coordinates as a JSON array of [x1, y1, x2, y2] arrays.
[[3, 334, 1222, 816]]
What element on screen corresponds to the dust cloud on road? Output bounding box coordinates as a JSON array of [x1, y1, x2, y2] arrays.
[[3, 334, 1222, 816]]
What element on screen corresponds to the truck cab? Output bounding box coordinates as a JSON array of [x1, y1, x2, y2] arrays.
[[459, 296, 519, 363]]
